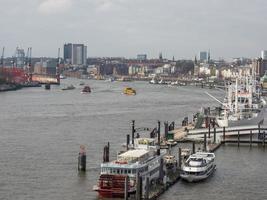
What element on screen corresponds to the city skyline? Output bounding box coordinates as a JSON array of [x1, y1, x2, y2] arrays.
[[1, 0, 267, 59]]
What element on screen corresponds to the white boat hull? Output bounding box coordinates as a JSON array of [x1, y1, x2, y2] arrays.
[[180, 164, 216, 182], [216, 108, 265, 128]]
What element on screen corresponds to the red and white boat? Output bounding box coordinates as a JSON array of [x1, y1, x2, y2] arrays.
[[93, 137, 166, 198]]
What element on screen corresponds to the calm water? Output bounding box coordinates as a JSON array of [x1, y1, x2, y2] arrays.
[[0, 79, 266, 200]]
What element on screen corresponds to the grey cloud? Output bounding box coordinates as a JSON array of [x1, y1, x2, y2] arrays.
[[0, 0, 267, 59]]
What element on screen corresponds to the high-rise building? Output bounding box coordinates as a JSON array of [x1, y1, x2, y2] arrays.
[[199, 51, 208, 62], [261, 50, 267, 60], [137, 54, 147, 61], [252, 57, 267, 77], [63, 43, 87, 66]]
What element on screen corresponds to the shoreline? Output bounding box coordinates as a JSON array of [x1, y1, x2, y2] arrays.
[[0, 83, 22, 92]]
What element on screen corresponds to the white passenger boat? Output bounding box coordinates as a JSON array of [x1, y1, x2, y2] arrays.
[[93, 137, 166, 198], [180, 152, 216, 182]]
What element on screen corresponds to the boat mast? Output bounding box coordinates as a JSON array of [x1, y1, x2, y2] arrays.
[[235, 78, 238, 115], [228, 82, 232, 112], [0, 47, 4, 78]]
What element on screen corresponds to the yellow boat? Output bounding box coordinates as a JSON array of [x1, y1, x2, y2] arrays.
[[123, 87, 136, 95]]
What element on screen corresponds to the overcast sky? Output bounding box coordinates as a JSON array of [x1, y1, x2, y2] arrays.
[[0, 0, 267, 59]]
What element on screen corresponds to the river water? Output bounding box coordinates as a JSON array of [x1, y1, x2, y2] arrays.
[[0, 79, 266, 200]]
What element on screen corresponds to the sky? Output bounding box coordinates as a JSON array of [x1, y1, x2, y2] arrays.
[[0, 0, 267, 60]]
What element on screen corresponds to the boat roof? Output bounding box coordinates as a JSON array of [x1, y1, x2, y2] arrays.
[[118, 149, 148, 159], [190, 152, 215, 159]]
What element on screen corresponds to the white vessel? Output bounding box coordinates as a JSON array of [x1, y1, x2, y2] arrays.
[[93, 137, 166, 198], [180, 152, 216, 182], [207, 76, 266, 127], [149, 76, 158, 84], [59, 74, 66, 79]]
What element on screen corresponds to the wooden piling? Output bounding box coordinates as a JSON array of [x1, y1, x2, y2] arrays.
[[145, 177, 149, 200], [223, 127, 226, 142], [192, 141, 195, 154], [126, 134, 130, 150], [213, 128, 216, 143], [237, 131, 240, 147], [208, 124, 211, 138], [136, 176, 142, 200], [250, 130, 252, 148], [204, 132, 207, 152], [124, 176, 129, 200], [103, 142, 110, 163], [78, 145, 86, 172], [157, 121, 161, 156], [132, 120, 135, 145], [263, 131, 265, 148], [159, 158, 164, 181], [164, 121, 168, 139]]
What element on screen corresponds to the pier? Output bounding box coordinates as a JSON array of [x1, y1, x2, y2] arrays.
[[96, 120, 267, 200]]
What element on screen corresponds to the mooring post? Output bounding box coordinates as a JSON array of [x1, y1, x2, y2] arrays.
[[145, 177, 149, 200], [132, 120, 135, 146], [178, 147, 182, 168], [159, 158, 164, 181], [192, 141, 195, 154], [263, 131, 265, 148], [103, 142, 110, 163], [250, 130, 252, 148], [204, 132, 207, 152], [238, 131, 240, 147], [124, 176, 129, 200], [157, 121, 161, 156], [208, 124, 211, 138], [107, 142, 110, 162], [213, 127, 216, 143], [78, 145, 86, 172], [223, 127, 226, 143], [164, 121, 168, 139], [126, 134, 130, 150], [136, 175, 142, 200]]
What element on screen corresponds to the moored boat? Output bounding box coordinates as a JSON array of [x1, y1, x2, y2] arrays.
[[81, 86, 91, 94], [62, 84, 75, 90], [215, 76, 266, 127], [93, 137, 166, 198], [180, 152, 216, 182], [45, 83, 51, 90], [123, 87, 136, 95], [59, 74, 66, 79]]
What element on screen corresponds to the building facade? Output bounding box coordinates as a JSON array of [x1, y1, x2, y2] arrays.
[[63, 43, 87, 66], [199, 51, 208, 62], [137, 54, 147, 61], [261, 50, 267, 60]]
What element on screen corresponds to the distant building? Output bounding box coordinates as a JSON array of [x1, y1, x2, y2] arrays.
[[137, 54, 147, 61], [252, 58, 267, 77], [63, 43, 87, 66], [261, 50, 267, 60], [34, 59, 57, 75], [15, 47, 25, 68], [199, 51, 208, 62]]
